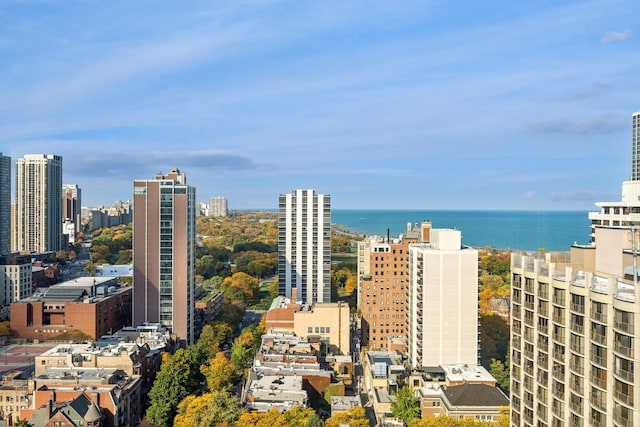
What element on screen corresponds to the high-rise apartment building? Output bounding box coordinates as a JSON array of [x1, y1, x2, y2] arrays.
[[407, 229, 478, 368], [357, 221, 431, 350], [15, 154, 63, 253], [588, 112, 640, 242], [0, 153, 10, 256], [278, 189, 331, 304], [133, 168, 196, 346], [510, 228, 639, 427], [62, 184, 82, 234], [510, 113, 640, 426], [209, 196, 228, 217]]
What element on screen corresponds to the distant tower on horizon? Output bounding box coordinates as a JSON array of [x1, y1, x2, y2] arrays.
[[209, 196, 228, 217], [62, 184, 82, 234], [15, 154, 63, 253], [631, 111, 640, 180], [0, 153, 10, 256], [589, 111, 640, 242], [278, 189, 331, 304], [133, 167, 196, 346]]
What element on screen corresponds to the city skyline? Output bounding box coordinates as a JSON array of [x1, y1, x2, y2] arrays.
[[1, 1, 639, 210]]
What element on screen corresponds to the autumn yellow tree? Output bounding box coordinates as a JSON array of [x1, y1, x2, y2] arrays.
[[201, 352, 234, 392], [222, 272, 260, 301], [325, 406, 369, 427], [173, 390, 243, 427], [235, 409, 287, 427]]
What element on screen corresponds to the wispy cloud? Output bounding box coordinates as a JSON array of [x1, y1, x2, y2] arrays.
[[549, 191, 617, 202], [521, 191, 536, 200], [65, 149, 262, 179], [526, 116, 626, 135], [601, 29, 632, 43], [556, 83, 610, 101]]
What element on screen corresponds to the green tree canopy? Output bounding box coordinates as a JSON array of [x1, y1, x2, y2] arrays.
[[391, 387, 421, 425]]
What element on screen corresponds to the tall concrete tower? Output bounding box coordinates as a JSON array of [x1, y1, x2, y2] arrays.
[[0, 153, 10, 256], [133, 167, 196, 346], [278, 189, 331, 304], [16, 154, 63, 252]]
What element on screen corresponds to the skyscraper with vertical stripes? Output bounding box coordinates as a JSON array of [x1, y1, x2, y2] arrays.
[[278, 189, 331, 304], [133, 167, 196, 346], [0, 153, 10, 256], [15, 154, 63, 253]]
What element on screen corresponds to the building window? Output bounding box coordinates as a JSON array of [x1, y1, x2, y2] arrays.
[[308, 327, 312, 333]]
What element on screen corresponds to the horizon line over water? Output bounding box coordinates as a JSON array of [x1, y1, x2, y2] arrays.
[[331, 209, 592, 251]]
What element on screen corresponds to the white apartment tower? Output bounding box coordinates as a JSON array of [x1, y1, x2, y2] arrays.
[[588, 112, 640, 242], [16, 154, 63, 252], [133, 167, 196, 346], [407, 229, 479, 368], [278, 189, 331, 304], [209, 196, 228, 217], [0, 153, 10, 256]]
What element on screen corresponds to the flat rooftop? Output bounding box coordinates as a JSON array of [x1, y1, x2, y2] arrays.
[[441, 364, 496, 384]]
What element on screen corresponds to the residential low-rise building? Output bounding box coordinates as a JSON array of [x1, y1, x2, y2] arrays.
[[10, 277, 132, 340], [264, 297, 351, 355], [22, 367, 141, 426]]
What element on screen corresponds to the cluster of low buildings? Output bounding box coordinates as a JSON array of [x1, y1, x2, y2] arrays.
[[0, 326, 171, 426]]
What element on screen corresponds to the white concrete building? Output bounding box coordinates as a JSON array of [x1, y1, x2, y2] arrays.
[[209, 196, 228, 217], [278, 189, 331, 304], [16, 154, 63, 252], [407, 229, 478, 368]]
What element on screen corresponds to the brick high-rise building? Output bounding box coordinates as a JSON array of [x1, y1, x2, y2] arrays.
[[133, 168, 196, 346], [15, 154, 63, 252], [357, 221, 431, 350]]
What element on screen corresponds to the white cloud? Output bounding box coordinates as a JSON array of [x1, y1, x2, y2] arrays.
[[601, 29, 632, 43], [521, 191, 536, 200]]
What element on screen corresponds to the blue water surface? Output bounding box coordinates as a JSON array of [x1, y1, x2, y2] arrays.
[[332, 210, 591, 251]]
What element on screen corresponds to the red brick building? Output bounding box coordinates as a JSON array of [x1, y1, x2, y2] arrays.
[[11, 277, 132, 340]]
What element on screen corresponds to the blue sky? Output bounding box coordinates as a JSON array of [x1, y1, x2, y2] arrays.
[[1, 0, 638, 210]]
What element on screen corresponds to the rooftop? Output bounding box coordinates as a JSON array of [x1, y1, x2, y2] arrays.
[[441, 364, 496, 384]]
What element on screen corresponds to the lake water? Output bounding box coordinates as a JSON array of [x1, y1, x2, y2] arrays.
[[332, 210, 591, 251]]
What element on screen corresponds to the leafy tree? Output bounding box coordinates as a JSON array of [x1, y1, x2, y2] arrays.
[[235, 409, 285, 427], [13, 418, 33, 427], [495, 407, 510, 427], [222, 272, 260, 301], [201, 352, 235, 392], [490, 354, 510, 392], [391, 387, 421, 425], [268, 278, 280, 298], [173, 390, 244, 427], [325, 406, 368, 427], [284, 406, 322, 427], [146, 348, 200, 427], [344, 274, 357, 294], [196, 255, 217, 279], [0, 321, 11, 336], [116, 249, 132, 264], [479, 313, 509, 368]]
